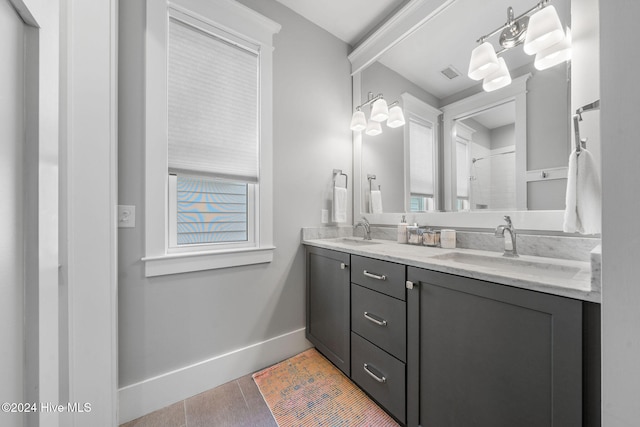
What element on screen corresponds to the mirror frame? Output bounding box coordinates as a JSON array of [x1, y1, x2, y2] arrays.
[[349, 0, 566, 231]]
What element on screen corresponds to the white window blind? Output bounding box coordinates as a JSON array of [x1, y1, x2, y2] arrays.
[[409, 119, 434, 196], [167, 18, 259, 182]]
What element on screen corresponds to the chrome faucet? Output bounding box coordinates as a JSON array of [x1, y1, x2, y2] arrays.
[[494, 215, 518, 257], [354, 217, 372, 240]]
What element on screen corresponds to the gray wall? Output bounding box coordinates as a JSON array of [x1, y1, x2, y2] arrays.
[[118, 0, 352, 387], [601, 0, 640, 424]]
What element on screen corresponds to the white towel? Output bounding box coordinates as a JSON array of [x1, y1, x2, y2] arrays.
[[563, 148, 601, 234], [333, 187, 347, 223], [371, 190, 383, 214]]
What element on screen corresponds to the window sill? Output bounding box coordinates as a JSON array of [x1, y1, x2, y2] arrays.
[[142, 246, 275, 277]]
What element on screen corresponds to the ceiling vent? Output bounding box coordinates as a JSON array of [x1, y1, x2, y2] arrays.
[[440, 65, 461, 80]]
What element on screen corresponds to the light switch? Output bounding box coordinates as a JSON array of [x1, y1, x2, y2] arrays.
[[118, 205, 136, 228]]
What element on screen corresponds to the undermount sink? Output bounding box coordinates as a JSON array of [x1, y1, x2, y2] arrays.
[[429, 252, 582, 280], [337, 237, 382, 246]]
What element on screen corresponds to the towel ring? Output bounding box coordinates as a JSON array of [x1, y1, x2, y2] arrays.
[[333, 169, 348, 189]]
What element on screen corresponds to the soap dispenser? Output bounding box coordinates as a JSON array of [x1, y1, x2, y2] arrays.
[[397, 215, 408, 243]]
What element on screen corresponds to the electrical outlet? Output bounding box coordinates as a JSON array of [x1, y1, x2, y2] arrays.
[[321, 209, 329, 224], [118, 205, 136, 228]]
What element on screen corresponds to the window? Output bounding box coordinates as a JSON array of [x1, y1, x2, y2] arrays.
[[455, 123, 474, 211], [168, 175, 252, 248], [409, 118, 435, 212], [143, 0, 281, 277], [401, 93, 441, 213]]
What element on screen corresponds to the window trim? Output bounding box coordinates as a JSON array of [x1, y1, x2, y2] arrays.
[[143, 0, 280, 277]]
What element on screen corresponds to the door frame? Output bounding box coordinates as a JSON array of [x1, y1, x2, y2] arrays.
[[9, 0, 62, 425], [59, 0, 119, 425]]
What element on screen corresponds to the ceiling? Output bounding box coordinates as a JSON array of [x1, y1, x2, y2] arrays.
[[378, 0, 570, 100], [274, 0, 570, 101], [273, 0, 407, 46]]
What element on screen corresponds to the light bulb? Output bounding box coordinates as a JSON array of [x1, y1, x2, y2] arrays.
[[468, 41, 500, 80], [482, 57, 511, 92], [524, 5, 564, 55], [534, 27, 571, 70], [387, 106, 406, 128], [350, 110, 367, 131], [370, 98, 389, 122], [365, 120, 382, 136]]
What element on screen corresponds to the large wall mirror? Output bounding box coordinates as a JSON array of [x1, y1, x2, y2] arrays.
[[350, 0, 599, 230]]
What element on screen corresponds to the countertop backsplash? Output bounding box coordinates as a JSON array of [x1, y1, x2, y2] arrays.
[[302, 225, 601, 263]]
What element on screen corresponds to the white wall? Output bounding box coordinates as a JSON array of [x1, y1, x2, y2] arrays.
[[0, 3, 25, 426], [117, 0, 352, 420], [601, 0, 640, 425]]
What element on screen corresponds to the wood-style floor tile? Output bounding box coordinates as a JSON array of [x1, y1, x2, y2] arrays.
[[185, 380, 252, 427], [237, 374, 278, 427], [120, 401, 186, 427]]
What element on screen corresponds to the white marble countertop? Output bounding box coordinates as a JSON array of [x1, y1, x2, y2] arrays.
[[303, 237, 600, 303]]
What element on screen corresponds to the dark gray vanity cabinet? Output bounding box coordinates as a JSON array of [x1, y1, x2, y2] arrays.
[[305, 246, 351, 375], [406, 267, 599, 427]]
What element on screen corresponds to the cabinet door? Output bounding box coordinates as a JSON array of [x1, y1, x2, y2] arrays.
[[306, 246, 350, 375], [406, 267, 583, 427]]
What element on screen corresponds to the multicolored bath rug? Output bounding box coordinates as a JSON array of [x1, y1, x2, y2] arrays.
[[252, 348, 399, 427]]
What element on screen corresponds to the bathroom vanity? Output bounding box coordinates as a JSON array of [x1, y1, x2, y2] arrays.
[[304, 236, 600, 427]]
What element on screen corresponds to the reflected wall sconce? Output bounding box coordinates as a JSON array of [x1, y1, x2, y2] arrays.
[[350, 92, 405, 136], [468, 0, 571, 92]]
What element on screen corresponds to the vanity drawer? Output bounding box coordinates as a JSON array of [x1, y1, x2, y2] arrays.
[[351, 255, 405, 300], [351, 284, 406, 362], [351, 332, 406, 424]]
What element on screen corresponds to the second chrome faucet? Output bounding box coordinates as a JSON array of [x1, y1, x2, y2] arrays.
[[495, 215, 518, 257], [354, 217, 372, 240]]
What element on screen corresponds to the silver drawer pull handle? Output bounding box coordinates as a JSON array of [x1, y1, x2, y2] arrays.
[[364, 312, 387, 326], [363, 363, 387, 383], [363, 270, 387, 281]]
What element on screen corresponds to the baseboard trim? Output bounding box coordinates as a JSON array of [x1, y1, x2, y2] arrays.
[[118, 327, 311, 424]]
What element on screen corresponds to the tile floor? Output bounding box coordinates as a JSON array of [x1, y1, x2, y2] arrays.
[[120, 374, 277, 427]]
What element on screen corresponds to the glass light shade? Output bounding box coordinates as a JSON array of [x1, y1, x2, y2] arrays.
[[350, 110, 367, 131], [468, 41, 500, 80], [523, 5, 564, 55], [370, 98, 389, 122], [365, 120, 382, 136], [386, 105, 406, 128], [534, 27, 571, 70], [482, 57, 511, 92]]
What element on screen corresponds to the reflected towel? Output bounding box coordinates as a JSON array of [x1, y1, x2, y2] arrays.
[[371, 190, 383, 214], [563, 149, 601, 234], [333, 187, 347, 223]]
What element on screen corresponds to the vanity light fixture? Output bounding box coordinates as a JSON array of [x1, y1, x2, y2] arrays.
[[468, 0, 570, 92], [350, 92, 405, 135]]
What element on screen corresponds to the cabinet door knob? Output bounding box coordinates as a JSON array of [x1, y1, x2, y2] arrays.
[[363, 270, 387, 281], [340, 263, 348, 270], [363, 363, 387, 383], [364, 311, 388, 326]]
